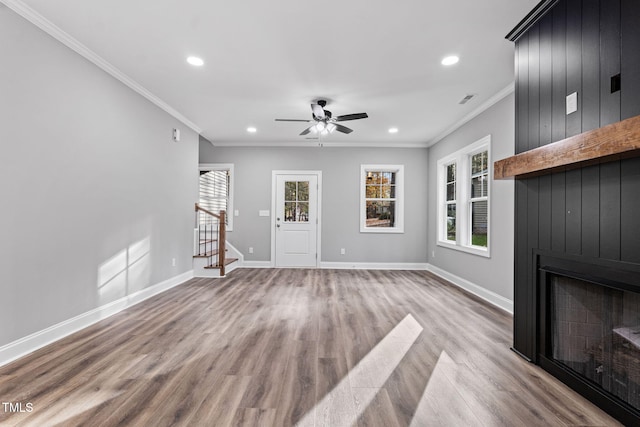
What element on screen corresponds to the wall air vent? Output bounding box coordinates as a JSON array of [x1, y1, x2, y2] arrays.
[[459, 94, 475, 104]]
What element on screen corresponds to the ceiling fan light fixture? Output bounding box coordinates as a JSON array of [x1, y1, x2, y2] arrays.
[[316, 122, 326, 131], [326, 123, 337, 133], [247, 126, 257, 133], [388, 127, 399, 134]]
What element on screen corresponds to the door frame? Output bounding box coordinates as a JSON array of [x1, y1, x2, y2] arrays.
[[271, 170, 322, 268]]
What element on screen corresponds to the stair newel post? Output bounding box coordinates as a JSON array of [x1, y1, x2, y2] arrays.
[[219, 210, 226, 277]]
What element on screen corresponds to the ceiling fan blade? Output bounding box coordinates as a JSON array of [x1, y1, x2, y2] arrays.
[[336, 113, 368, 122], [275, 119, 312, 122], [311, 104, 326, 120], [300, 125, 315, 136], [334, 123, 353, 134]]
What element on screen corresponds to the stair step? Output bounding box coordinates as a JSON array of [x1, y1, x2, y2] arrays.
[[204, 258, 238, 269], [193, 249, 219, 258]]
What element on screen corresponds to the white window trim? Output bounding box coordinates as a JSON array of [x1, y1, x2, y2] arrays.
[[436, 136, 491, 258], [199, 163, 234, 232], [360, 164, 404, 233]]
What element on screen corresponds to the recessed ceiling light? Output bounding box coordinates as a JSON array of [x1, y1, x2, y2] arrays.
[[441, 55, 459, 66], [187, 56, 204, 66], [247, 127, 257, 133], [388, 127, 399, 134]]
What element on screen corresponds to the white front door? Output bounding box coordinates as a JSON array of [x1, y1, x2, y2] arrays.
[[274, 173, 319, 267]]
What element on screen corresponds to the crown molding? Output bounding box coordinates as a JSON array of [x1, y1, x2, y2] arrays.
[[207, 140, 431, 148], [427, 82, 515, 148], [506, 0, 558, 42], [2, 0, 202, 134]]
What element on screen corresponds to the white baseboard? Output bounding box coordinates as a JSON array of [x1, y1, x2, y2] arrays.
[[0, 270, 194, 368], [320, 262, 429, 270], [426, 264, 513, 314], [241, 261, 274, 268]]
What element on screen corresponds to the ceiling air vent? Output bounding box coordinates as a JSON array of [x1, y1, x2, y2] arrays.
[[459, 94, 475, 104]]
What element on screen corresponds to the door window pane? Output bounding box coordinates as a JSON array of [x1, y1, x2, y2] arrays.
[[298, 181, 309, 201], [285, 181, 297, 201], [284, 181, 310, 222]]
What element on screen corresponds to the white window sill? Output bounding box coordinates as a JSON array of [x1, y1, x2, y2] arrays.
[[437, 240, 491, 258], [360, 228, 404, 234]]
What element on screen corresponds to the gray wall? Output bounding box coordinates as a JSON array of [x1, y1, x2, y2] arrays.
[[199, 145, 429, 264], [427, 94, 515, 301], [0, 9, 198, 346]]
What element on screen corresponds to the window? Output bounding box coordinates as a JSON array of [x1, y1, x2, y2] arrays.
[[437, 136, 490, 256], [360, 165, 404, 233], [445, 162, 457, 242], [199, 163, 234, 231]]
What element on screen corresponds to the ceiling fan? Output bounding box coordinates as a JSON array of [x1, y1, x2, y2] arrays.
[[275, 100, 368, 136]]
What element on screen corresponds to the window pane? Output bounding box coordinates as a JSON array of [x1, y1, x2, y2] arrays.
[[298, 181, 309, 201], [471, 151, 488, 175], [297, 202, 309, 222], [383, 172, 396, 185], [367, 171, 381, 184], [285, 181, 296, 201], [471, 175, 487, 198], [284, 202, 297, 222], [366, 201, 395, 227], [471, 200, 488, 247], [366, 185, 379, 198], [381, 185, 392, 198], [447, 163, 456, 183], [446, 183, 456, 201], [447, 204, 456, 241]]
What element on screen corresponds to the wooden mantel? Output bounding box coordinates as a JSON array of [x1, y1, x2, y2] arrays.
[[494, 114, 640, 179]]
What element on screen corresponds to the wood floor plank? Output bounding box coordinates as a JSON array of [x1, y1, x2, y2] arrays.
[[314, 356, 357, 427], [272, 339, 317, 427], [353, 387, 402, 427], [0, 268, 623, 426]]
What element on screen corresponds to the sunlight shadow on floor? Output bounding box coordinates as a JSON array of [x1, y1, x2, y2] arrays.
[[299, 313, 423, 426]]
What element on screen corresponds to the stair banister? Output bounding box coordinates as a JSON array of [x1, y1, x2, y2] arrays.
[[194, 203, 226, 276]]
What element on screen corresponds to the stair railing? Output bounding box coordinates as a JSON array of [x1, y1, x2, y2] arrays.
[[195, 203, 227, 276]]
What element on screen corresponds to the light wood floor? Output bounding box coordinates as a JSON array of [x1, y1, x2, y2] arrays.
[[0, 269, 621, 426]]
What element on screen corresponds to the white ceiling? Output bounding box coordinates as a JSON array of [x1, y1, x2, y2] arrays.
[[9, 0, 538, 147]]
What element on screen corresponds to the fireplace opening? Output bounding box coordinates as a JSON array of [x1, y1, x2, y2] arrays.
[[550, 274, 640, 409], [538, 254, 640, 425]]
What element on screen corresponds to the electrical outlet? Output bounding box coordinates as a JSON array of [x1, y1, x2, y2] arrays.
[[340, 248, 346, 255], [172, 258, 176, 267], [432, 250, 435, 258], [249, 247, 254, 254]]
